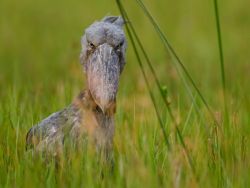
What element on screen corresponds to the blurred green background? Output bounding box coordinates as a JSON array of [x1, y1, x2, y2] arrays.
[[0, 0, 249, 108], [0, 0, 249, 96], [0, 0, 249, 187]]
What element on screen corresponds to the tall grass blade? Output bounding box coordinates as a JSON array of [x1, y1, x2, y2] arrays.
[[124, 9, 210, 140], [116, 0, 197, 177], [213, 0, 228, 122], [115, 1, 171, 150], [213, 0, 228, 185], [135, 0, 220, 127]]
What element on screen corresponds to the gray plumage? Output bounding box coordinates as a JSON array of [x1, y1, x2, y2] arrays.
[[26, 16, 127, 158]]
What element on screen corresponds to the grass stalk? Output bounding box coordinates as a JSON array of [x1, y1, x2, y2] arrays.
[[135, 0, 220, 128], [123, 5, 210, 143], [213, 0, 228, 122], [213, 0, 228, 185], [116, 0, 197, 177], [134, 0, 231, 183], [133, 4, 226, 179], [116, 0, 171, 150]]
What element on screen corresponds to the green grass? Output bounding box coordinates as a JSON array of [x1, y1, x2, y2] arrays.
[[0, 0, 250, 187]]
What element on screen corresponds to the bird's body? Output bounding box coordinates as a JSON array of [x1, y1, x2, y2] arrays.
[[26, 16, 126, 158], [26, 90, 115, 157]]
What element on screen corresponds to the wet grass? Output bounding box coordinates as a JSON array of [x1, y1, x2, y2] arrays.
[[0, 0, 250, 187]]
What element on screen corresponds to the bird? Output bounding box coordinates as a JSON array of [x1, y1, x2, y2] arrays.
[[26, 16, 127, 160]]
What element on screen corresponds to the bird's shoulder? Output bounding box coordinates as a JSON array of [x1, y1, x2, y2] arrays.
[[26, 104, 81, 149]]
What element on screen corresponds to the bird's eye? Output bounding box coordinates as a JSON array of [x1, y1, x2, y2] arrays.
[[115, 42, 123, 51], [89, 42, 95, 49]]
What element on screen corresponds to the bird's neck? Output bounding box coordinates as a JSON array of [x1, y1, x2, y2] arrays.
[[73, 89, 116, 117], [72, 90, 115, 149]]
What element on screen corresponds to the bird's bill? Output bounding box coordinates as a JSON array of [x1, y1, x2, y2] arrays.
[[86, 43, 120, 113]]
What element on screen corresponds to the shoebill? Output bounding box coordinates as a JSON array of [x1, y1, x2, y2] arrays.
[[26, 16, 127, 158]]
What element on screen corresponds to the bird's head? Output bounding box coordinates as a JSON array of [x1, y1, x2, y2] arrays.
[[80, 16, 127, 114]]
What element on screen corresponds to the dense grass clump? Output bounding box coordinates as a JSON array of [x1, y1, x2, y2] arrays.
[[0, 0, 249, 187]]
